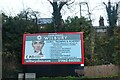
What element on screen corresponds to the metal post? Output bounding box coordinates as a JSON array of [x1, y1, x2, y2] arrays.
[[79, 2, 91, 21], [80, 4, 82, 17]]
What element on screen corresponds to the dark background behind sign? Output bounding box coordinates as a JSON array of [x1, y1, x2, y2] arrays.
[[23, 64, 83, 77]]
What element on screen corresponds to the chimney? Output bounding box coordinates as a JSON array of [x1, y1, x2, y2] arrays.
[[99, 16, 104, 26]]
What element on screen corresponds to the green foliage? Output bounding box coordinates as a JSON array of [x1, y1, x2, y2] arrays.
[[2, 13, 37, 78], [45, 16, 91, 36], [36, 75, 120, 80], [64, 16, 91, 35], [2, 14, 36, 56], [64, 17, 91, 36], [94, 36, 112, 65], [37, 76, 88, 80], [93, 27, 120, 65], [44, 23, 55, 33], [112, 28, 120, 64]]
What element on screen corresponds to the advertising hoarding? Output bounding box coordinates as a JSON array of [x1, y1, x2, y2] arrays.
[[22, 32, 84, 65]]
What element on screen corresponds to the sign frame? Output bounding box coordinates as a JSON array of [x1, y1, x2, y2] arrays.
[[22, 32, 84, 65]]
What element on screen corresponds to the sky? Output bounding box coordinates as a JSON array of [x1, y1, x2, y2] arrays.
[[0, 0, 119, 26]]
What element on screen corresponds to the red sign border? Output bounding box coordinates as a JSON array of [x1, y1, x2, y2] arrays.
[[22, 32, 84, 65]]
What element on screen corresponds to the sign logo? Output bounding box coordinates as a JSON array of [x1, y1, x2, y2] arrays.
[[37, 35, 41, 40]]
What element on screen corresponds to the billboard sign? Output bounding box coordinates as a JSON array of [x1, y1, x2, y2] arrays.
[[22, 32, 84, 65]]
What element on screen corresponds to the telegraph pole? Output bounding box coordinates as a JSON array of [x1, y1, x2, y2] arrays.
[[80, 4, 82, 17], [79, 2, 91, 21]]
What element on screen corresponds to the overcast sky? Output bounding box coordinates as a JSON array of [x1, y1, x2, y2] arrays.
[[0, 0, 119, 26]]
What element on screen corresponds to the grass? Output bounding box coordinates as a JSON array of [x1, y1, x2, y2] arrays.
[[37, 76, 87, 80], [36, 74, 120, 80]]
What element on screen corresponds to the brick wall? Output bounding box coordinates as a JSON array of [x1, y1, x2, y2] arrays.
[[84, 64, 120, 77]]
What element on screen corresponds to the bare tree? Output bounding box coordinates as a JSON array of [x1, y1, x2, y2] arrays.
[[47, 0, 74, 32]]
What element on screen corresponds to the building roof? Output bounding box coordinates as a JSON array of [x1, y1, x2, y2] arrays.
[[37, 18, 53, 25]]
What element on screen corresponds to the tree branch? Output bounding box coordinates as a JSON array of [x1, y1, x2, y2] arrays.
[[47, 0, 53, 6], [66, 0, 75, 6], [59, 2, 67, 11]]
